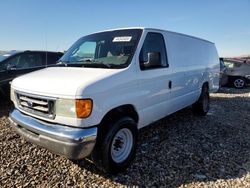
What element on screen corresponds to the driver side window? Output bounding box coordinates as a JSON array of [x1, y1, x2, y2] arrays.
[[139, 32, 168, 70], [5, 56, 20, 69], [6, 53, 43, 69]]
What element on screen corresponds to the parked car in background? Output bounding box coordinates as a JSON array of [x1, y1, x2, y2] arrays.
[[0, 50, 63, 97], [219, 58, 228, 87], [223, 59, 250, 88]]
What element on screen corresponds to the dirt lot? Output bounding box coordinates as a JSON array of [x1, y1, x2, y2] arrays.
[[0, 87, 250, 187]]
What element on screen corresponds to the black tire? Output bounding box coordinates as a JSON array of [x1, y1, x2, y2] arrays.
[[192, 85, 210, 116], [233, 77, 246, 89], [91, 117, 138, 174]]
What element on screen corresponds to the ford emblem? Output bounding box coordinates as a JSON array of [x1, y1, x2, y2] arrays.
[[27, 101, 33, 107]]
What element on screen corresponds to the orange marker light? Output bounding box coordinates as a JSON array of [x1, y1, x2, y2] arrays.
[[75, 99, 93, 118]]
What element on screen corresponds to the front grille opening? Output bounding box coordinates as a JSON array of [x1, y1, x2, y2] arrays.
[[16, 92, 55, 119]]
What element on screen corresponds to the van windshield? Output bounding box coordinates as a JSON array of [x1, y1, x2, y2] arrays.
[[59, 29, 142, 69]]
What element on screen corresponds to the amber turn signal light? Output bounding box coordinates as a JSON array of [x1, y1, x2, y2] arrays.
[[75, 99, 93, 118]]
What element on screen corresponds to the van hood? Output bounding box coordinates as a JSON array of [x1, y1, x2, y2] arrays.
[[12, 67, 121, 98]]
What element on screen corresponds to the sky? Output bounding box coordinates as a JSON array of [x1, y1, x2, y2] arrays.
[[0, 0, 249, 57]]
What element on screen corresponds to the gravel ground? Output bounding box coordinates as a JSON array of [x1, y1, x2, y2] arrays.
[[0, 87, 250, 187]]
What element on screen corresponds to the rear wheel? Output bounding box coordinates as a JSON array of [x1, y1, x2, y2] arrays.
[[91, 117, 138, 174], [192, 85, 210, 116], [233, 77, 246, 88]]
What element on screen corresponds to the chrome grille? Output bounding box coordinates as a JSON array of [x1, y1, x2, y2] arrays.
[[16, 92, 56, 119]]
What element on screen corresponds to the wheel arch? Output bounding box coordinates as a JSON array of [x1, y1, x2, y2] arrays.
[[99, 104, 139, 128], [203, 81, 209, 90]]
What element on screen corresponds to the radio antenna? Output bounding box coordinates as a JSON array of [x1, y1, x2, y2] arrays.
[[44, 27, 48, 67]]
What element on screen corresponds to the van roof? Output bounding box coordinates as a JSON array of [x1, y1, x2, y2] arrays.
[[91, 27, 214, 44]]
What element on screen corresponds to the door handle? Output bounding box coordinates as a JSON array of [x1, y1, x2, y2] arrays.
[[168, 81, 172, 89]]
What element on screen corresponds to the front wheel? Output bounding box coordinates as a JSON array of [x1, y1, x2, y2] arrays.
[[192, 85, 210, 116], [91, 117, 138, 174]]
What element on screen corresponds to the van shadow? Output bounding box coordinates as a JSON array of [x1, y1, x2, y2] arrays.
[[77, 93, 250, 187]]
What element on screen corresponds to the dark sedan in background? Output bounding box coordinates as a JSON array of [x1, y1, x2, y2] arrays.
[[0, 50, 63, 97]]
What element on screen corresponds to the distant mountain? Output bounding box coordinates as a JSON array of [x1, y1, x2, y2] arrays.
[[0, 51, 8, 54], [223, 54, 250, 59], [224, 54, 250, 63], [227, 54, 250, 59], [237, 54, 250, 58]]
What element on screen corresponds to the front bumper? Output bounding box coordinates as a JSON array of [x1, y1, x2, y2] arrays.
[[9, 109, 97, 160]]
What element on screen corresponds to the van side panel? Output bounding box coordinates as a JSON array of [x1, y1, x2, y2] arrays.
[[164, 31, 219, 114]]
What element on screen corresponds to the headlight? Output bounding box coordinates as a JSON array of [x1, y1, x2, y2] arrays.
[[55, 99, 76, 118], [55, 98, 93, 118], [10, 87, 15, 102]]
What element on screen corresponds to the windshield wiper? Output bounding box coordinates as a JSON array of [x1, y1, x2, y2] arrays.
[[75, 60, 111, 68], [57, 59, 116, 68], [93, 61, 111, 68]]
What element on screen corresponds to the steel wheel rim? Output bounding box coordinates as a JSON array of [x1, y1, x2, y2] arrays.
[[234, 79, 244, 88], [111, 128, 133, 163]]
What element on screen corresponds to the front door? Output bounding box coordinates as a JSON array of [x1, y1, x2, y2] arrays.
[[136, 32, 172, 127]]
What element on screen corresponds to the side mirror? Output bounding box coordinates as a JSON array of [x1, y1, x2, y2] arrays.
[[142, 52, 161, 69], [6, 64, 17, 71]]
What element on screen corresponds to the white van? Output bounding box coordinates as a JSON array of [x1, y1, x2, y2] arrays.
[[9, 28, 220, 173]]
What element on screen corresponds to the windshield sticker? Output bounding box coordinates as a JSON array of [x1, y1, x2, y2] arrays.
[[3, 54, 11, 57], [113, 36, 132, 42]]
